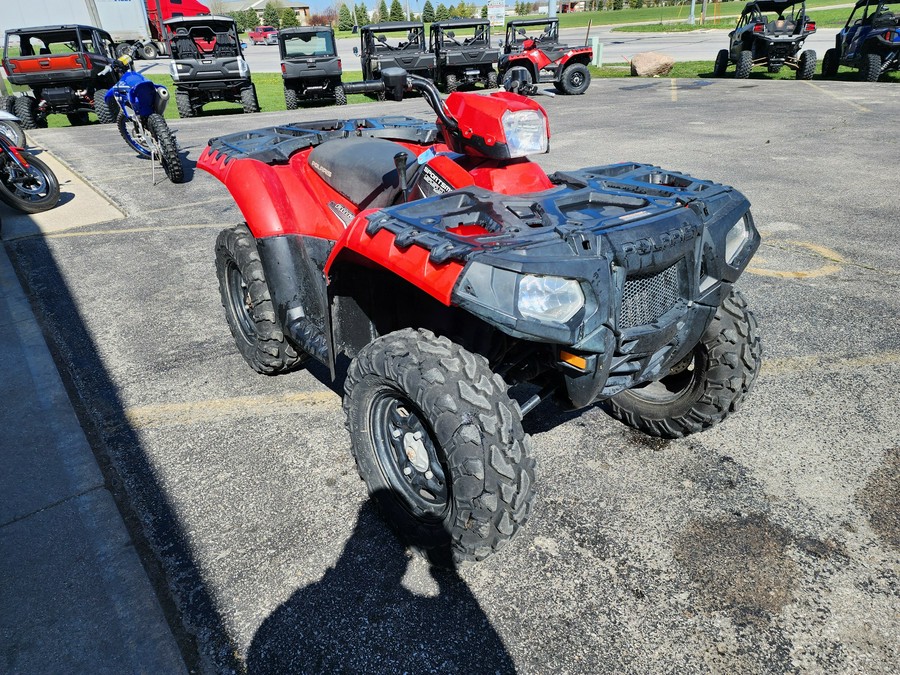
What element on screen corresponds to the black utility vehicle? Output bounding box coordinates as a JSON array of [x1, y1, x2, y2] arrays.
[[499, 18, 593, 94], [165, 15, 260, 117], [429, 19, 499, 92], [1, 25, 117, 128], [822, 0, 900, 81], [715, 0, 818, 78], [354, 22, 435, 88], [279, 26, 345, 108]]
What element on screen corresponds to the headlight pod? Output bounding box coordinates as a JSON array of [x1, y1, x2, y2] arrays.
[[169, 61, 179, 80], [517, 275, 584, 323], [502, 109, 548, 158], [237, 57, 250, 78], [725, 214, 751, 264]]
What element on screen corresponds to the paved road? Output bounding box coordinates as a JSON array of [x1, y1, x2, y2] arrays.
[[137, 26, 840, 74], [6, 78, 899, 672]]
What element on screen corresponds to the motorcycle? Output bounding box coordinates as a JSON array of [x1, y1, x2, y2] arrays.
[[198, 69, 761, 565], [102, 44, 184, 183], [0, 111, 60, 214], [0, 109, 27, 148]]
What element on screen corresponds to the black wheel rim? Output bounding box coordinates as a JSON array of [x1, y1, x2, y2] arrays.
[[3, 162, 50, 202], [370, 391, 449, 520], [225, 260, 256, 344], [628, 348, 706, 404], [571, 71, 584, 87]]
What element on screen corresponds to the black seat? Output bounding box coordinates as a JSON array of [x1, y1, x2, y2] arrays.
[[214, 32, 237, 57], [308, 137, 407, 210], [174, 29, 199, 59]]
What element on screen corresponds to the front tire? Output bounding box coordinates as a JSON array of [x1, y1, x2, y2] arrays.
[[602, 290, 761, 439], [445, 73, 460, 93], [0, 119, 26, 147], [558, 63, 590, 95], [284, 86, 299, 110], [146, 113, 183, 184], [0, 152, 60, 214], [117, 111, 152, 156], [486, 70, 499, 89], [735, 50, 753, 79], [214, 224, 306, 375], [175, 92, 196, 118], [334, 84, 347, 106], [344, 328, 536, 566], [797, 49, 816, 80], [241, 86, 260, 113], [713, 49, 729, 77], [860, 52, 881, 82], [14, 96, 46, 130], [821, 48, 839, 77]]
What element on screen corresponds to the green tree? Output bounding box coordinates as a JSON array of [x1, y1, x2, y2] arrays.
[[481, 3, 488, 18], [355, 3, 369, 26], [338, 3, 354, 29], [436, 2, 450, 19], [262, 1, 282, 27], [612, 0, 623, 9], [389, 0, 405, 20], [629, 0, 643, 7], [280, 7, 300, 27], [422, 0, 435, 21], [378, 0, 389, 20]]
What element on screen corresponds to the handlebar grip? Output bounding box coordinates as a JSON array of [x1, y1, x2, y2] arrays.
[[341, 80, 385, 95]]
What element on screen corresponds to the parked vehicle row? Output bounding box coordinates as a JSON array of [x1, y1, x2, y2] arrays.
[[715, 0, 899, 81]]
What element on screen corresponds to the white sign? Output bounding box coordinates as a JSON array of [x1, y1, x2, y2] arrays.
[[488, 0, 505, 28]]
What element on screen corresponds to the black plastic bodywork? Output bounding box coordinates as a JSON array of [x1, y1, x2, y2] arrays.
[[429, 19, 499, 89], [279, 26, 343, 101], [831, 0, 900, 75], [729, 0, 816, 68], [357, 22, 436, 81], [208, 118, 758, 409], [165, 15, 252, 107], [2, 25, 116, 113]]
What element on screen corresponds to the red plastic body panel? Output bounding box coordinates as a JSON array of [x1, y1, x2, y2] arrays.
[[5, 54, 88, 74], [326, 215, 464, 306], [444, 90, 550, 153], [467, 158, 554, 194]]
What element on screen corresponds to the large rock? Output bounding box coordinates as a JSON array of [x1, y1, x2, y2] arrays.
[[630, 51, 676, 77]]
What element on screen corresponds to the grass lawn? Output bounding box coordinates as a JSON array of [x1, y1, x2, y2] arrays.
[[612, 5, 854, 30]]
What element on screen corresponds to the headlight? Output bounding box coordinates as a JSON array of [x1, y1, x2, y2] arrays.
[[725, 214, 751, 264], [502, 109, 548, 158], [517, 275, 584, 322], [169, 62, 179, 80]]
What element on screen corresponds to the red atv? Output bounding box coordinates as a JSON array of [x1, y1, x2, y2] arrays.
[[199, 69, 762, 566], [498, 17, 593, 95]]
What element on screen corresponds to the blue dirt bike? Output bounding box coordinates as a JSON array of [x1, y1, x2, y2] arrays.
[[102, 44, 184, 183]]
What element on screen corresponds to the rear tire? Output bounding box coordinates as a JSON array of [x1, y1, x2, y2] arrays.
[[93, 89, 115, 124], [284, 86, 298, 110], [735, 50, 753, 79], [214, 224, 306, 375], [175, 92, 195, 118], [713, 49, 729, 77], [241, 85, 260, 113], [860, 51, 881, 81], [334, 84, 347, 106], [446, 73, 460, 92], [559, 63, 590, 95], [486, 70, 499, 89], [344, 328, 536, 566], [0, 95, 16, 114], [797, 49, 816, 80], [140, 42, 159, 60], [0, 152, 60, 214], [602, 290, 761, 439], [821, 48, 839, 77], [14, 96, 46, 130], [147, 113, 183, 184]]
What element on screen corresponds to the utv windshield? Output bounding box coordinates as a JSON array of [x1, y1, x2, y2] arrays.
[[283, 31, 335, 57]]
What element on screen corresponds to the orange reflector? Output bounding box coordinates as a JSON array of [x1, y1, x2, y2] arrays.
[[560, 350, 587, 370]]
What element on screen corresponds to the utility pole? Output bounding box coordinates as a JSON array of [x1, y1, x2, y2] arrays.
[[688, 0, 696, 25], [549, 0, 556, 18]]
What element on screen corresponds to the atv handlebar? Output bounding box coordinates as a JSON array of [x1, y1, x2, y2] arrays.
[[342, 68, 459, 131]]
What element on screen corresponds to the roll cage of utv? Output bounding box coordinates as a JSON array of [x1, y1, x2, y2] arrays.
[[503, 17, 562, 54], [279, 26, 345, 107], [822, 0, 900, 80], [354, 22, 436, 81], [429, 19, 499, 92], [165, 15, 259, 117], [1, 25, 117, 127]]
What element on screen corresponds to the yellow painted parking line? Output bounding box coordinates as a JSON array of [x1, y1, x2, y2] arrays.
[[670, 78, 678, 103], [747, 239, 845, 279], [40, 223, 226, 239], [118, 351, 900, 430], [123, 390, 340, 429], [800, 80, 871, 113]]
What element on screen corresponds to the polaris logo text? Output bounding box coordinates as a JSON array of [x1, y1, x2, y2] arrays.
[[620, 222, 702, 257]]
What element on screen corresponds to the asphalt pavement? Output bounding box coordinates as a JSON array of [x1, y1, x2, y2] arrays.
[[2, 76, 899, 673]]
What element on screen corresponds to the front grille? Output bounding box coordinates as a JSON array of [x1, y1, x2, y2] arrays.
[[619, 263, 680, 330]]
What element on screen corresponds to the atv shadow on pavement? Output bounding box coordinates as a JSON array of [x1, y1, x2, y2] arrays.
[[247, 495, 515, 674]]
